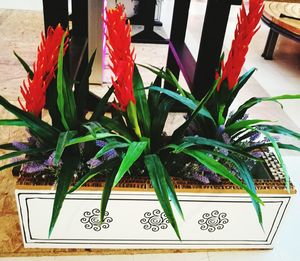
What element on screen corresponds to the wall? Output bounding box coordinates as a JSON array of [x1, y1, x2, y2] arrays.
[[0, 0, 42, 10]]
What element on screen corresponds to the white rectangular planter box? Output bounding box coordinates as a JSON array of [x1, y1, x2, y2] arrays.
[[15, 153, 296, 249], [15, 188, 294, 249]]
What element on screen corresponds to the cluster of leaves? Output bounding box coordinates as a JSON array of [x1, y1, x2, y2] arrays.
[[141, 61, 300, 222], [1, 34, 300, 240]]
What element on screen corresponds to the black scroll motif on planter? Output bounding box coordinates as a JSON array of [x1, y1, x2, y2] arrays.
[[198, 210, 229, 232], [80, 208, 113, 231], [140, 209, 169, 232]]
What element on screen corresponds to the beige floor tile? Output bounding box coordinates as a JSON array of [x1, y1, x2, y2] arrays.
[[208, 249, 283, 261], [0, 257, 55, 261], [133, 252, 209, 261], [53, 255, 134, 261]]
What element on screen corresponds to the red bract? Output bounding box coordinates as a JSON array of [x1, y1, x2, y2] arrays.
[[105, 4, 135, 112], [217, 0, 264, 91], [18, 24, 68, 117]]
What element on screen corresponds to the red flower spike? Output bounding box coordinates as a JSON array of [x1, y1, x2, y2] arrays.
[[105, 4, 136, 112], [18, 24, 69, 117], [218, 0, 264, 91]]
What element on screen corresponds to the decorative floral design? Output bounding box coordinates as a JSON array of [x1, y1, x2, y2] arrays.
[[80, 209, 113, 231], [198, 210, 229, 232], [140, 209, 169, 232]]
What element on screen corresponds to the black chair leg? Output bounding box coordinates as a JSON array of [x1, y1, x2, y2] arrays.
[[262, 29, 279, 60]]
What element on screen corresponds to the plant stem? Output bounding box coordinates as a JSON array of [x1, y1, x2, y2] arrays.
[[127, 101, 142, 139]]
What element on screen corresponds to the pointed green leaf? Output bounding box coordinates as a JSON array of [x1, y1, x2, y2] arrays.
[[222, 68, 257, 118], [113, 141, 148, 186], [0, 159, 32, 172], [148, 86, 215, 123], [172, 78, 219, 139], [182, 149, 263, 204], [201, 148, 263, 226], [82, 121, 105, 138], [0, 143, 17, 150], [13, 51, 34, 79], [56, 32, 77, 130], [54, 131, 77, 166], [152, 97, 174, 135], [100, 116, 134, 140], [0, 147, 51, 161], [133, 65, 151, 137], [276, 143, 300, 152], [227, 94, 300, 125], [0, 119, 28, 126], [225, 119, 271, 134], [168, 136, 259, 161], [163, 168, 184, 220], [230, 155, 262, 225], [0, 96, 59, 146], [259, 130, 290, 192], [66, 132, 130, 147], [68, 160, 116, 194], [256, 125, 300, 140], [49, 154, 80, 237], [144, 154, 181, 240], [100, 165, 119, 223], [94, 141, 128, 159], [46, 80, 65, 130]]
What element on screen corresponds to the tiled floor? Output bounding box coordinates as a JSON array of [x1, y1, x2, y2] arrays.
[[0, 0, 300, 260]]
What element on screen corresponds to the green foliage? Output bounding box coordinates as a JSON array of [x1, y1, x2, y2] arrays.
[[56, 33, 77, 130], [0, 147, 51, 161], [227, 94, 300, 126], [259, 130, 290, 192], [167, 136, 259, 161], [0, 159, 32, 172], [3, 29, 300, 242], [113, 141, 148, 186], [229, 155, 262, 225], [0, 95, 59, 146], [171, 78, 219, 140], [100, 164, 118, 223], [225, 119, 271, 135], [67, 132, 130, 147], [48, 153, 80, 237], [54, 131, 77, 165], [94, 141, 129, 159], [179, 148, 263, 205], [148, 86, 215, 122], [133, 65, 151, 137], [13, 51, 34, 79], [99, 116, 134, 140], [144, 154, 182, 239], [0, 119, 28, 126]]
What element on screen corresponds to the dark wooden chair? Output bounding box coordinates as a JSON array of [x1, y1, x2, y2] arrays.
[[42, 0, 242, 108], [166, 0, 242, 100], [131, 0, 168, 44], [42, 0, 100, 112]]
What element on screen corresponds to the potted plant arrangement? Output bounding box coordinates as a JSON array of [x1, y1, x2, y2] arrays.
[[1, 0, 300, 249]]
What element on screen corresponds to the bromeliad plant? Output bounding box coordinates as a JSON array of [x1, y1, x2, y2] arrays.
[[0, 1, 300, 239], [144, 0, 300, 225]]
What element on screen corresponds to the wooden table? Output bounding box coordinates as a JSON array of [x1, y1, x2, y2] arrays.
[[262, 1, 300, 60]]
